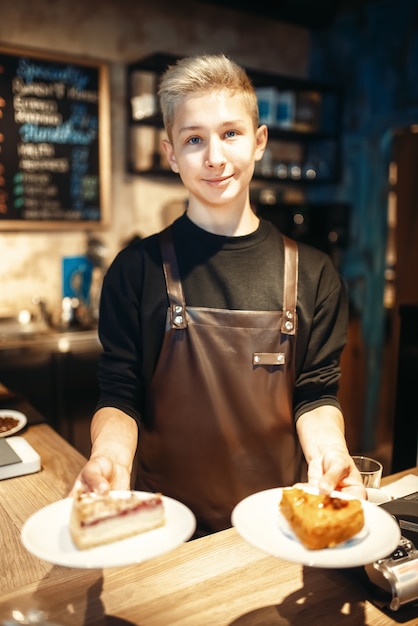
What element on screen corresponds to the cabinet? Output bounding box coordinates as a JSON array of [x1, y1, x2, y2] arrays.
[[391, 305, 418, 473], [0, 330, 101, 457], [126, 52, 343, 185]]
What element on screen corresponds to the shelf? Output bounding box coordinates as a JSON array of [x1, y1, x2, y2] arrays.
[[127, 165, 177, 178], [129, 114, 336, 141], [126, 53, 342, 185]]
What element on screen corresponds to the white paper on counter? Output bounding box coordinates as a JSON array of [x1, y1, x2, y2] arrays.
[[381, 474, 418, 499]]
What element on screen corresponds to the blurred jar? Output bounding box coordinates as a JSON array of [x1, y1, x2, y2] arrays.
[[274, 162, 288, 180], [302, 162, 317, 180], [288, 162, 302, 180]]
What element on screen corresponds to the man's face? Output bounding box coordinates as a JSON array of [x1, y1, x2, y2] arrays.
[[162, 90, 267, 210]]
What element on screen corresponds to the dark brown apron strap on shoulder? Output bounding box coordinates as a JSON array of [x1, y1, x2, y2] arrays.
[[159, 227, 298, 334], [281, 235, 298, 336], [159, 227, 187, 329]]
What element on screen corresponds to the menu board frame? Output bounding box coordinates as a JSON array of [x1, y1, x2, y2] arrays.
[[0, 45, 110, 230]]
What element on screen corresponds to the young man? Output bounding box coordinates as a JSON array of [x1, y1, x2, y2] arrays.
[[73, 54, 365, 535]]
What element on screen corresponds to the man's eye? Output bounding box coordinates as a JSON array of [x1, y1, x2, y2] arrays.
[[187, 136, 201, 145]]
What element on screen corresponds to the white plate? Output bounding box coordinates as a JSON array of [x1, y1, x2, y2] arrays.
[[21, 491, 196, 568], [0, 409, 27, 437], [231, 487, 401, 568], [366, 487, 392, 505]]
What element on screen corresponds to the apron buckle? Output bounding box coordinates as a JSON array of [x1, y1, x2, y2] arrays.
[[170, 304, 187, 328], [281, 309, 297, 335]]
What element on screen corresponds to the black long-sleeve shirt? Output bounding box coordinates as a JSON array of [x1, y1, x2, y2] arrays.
[[96, 213, 348, 426]]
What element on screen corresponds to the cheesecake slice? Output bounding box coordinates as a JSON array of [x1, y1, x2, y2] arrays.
[[70, 490, 165, 550]]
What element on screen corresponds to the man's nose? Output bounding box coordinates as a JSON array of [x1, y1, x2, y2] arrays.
[[205, 137, 226, 167]]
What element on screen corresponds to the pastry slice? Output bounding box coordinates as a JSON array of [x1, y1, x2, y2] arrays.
[[70, 490, 165, 550], [279, 487, 364, 550]]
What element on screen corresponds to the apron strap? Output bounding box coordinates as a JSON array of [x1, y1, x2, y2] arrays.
[[281, 235, 298, 336], [159, 226, 188, 329], [159, 227, 298, 334]]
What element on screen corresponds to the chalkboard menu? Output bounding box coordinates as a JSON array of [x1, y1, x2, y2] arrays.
[[0, 46, 110, 229]]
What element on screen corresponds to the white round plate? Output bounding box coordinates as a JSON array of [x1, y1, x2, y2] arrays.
[[0, 409, 27, 437], [231, 487, 401, 568], [21, 491, 196, 568], [366, 487, 392, 505]]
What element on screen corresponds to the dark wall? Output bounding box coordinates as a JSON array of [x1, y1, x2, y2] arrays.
[[308, 0, 418, 447]]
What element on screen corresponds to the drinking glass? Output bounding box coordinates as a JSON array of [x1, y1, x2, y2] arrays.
[[352, 455, 383, 488]]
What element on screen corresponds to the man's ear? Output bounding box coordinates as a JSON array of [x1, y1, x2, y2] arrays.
[[254, 124, 268, 162], [161, 139, 179, 173]]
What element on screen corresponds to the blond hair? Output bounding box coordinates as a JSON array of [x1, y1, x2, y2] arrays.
[[158, 54, 259, 139]]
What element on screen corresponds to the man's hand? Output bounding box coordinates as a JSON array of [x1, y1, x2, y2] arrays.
[[307, 449, 366, 499], [70, 406, 138, 495], [70, 455, 131, 495], [296, 405, 366, 499]]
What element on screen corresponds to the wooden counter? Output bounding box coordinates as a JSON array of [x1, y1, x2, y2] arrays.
[[0, 423, 417, 625]]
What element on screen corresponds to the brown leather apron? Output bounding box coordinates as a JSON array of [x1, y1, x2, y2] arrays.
[[137, 226, 303, 534]]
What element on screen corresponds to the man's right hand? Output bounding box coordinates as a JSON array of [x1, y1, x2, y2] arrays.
[[70, 407, 139, 496], [70, 455, 131, 496]]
